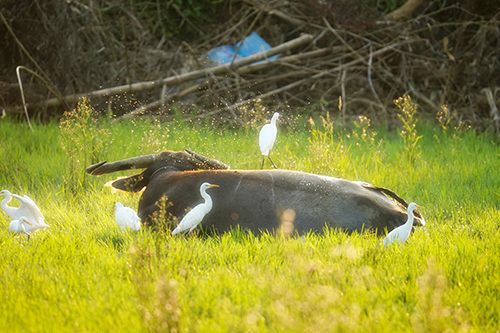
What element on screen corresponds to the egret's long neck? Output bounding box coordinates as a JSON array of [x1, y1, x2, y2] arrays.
[[200, 188, 213, 210], [1, 193, 13, 214], [405, 207, 415, 228]]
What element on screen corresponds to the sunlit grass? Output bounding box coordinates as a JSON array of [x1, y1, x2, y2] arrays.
[[0, 105, 499, 332]]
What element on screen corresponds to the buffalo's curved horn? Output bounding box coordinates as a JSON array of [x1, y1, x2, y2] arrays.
[[185, 149, 230, 170], [85, 161, 107, 175], [86, 150, 230, 176], [86, 154, 159, 175]]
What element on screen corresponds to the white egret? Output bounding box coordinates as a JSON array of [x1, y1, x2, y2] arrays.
[[259, 112, 279, 169], [383, 203, 423, 247], [115, 202, 141, 230], [172, 182, 219, 235], [0, 190, 49, 233], [9, 216, 34, 239]]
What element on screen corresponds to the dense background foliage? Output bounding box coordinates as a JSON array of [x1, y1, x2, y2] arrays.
[[1, 0, 499, 132]]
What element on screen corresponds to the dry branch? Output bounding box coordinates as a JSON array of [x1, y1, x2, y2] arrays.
[[119, 47, 332, 120], [15, 66, 34, 132], [11, 34, 313, 113]]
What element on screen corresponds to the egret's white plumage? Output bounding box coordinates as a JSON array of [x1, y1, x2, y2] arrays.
[[9, 216, 34, 238], [383, 203, 423, 247], [259, 112, 279, 169], [0, 190, 49, 233], [172, 182, 219, 235], [115, 202, 141, 230]]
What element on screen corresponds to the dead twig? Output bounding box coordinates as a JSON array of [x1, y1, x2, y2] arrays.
[[367, 43, 386, 114], [15, 66, 34, 131]]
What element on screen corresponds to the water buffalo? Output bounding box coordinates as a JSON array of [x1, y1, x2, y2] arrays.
[[86, 150, 424, 236]]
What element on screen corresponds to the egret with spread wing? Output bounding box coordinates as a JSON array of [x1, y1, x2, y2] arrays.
[[259, 112, 279, 169], [383, 203, 423, 247], [0, 190, 49, 233], [115, 202, 141, 230], [172, 182, 219, 235]]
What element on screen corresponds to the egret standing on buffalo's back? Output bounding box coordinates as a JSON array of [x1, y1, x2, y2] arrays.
[[259, 112, 279, 169], [0, 190, 49, 234], [172, 182, 219, 235]]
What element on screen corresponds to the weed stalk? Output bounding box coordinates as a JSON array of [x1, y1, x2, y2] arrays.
[[59, 98, 110, 194], [395, 95, 422, 165]]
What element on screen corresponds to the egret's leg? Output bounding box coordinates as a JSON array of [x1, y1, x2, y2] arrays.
[[268, 153, 278, 169], [261, 156, 265, 170], [21, 223, 31, 241]]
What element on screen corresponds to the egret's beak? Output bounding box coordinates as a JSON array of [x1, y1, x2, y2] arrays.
[[416, 205, 424, 209], [24, 220, 34, 227], [208, 184, 219, 188]]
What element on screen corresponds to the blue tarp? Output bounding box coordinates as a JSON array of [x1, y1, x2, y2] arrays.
[[207, 32, 280, 65]]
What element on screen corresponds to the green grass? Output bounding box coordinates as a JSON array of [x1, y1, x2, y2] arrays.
[[0, 106, 499, 332]]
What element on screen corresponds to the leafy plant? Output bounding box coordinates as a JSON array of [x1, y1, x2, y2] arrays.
[[351, 115, 378, 145], [59, 98, 110, 193], [396, 95, 422, 165], [149, 195, 176, 239], [436, 104, 471, 141]]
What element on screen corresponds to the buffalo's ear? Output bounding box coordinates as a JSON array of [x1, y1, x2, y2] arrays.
[[109, 163, 180, 192], [111, 172, 148, 192]]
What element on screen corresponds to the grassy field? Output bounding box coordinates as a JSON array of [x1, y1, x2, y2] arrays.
[[0, 100, 499, 332]]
